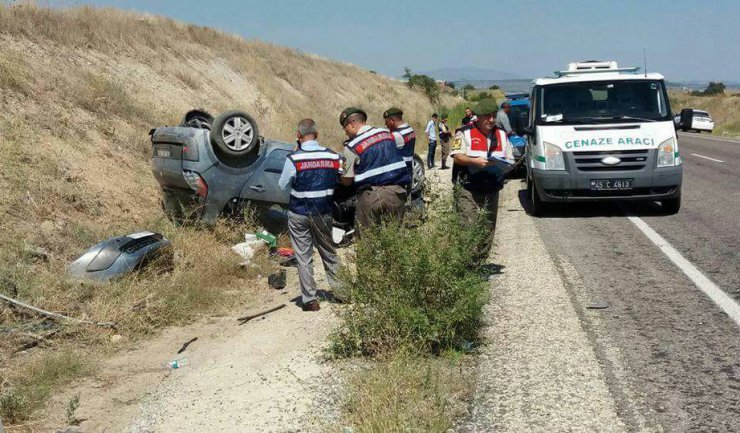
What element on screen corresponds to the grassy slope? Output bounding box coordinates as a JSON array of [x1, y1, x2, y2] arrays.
[[668, 90, 740, 136], [0, 4, 460, 423]]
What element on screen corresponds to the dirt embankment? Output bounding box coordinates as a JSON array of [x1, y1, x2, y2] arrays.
[[0, 3, 460, 427]]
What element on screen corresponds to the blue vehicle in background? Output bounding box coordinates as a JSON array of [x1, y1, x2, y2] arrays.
[[502, 94, 530, 172]]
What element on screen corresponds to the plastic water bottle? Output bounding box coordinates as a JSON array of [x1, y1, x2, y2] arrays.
[[164, 358, 190, 370]]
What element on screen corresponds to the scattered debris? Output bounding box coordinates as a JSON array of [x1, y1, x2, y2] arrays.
[[0, 292, 117, 329], [237, 304, 286, 325], [587, 301, 610, 310], [67, 231, 172, 281], [232, 233, 268, 265], [164, 358, 190, 370], [177, 337, 198, 354], [268, 270, 287, 290], [256, 230, 278, 248]]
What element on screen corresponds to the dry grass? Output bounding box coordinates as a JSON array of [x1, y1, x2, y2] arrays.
[[669, 90, 740, 136], [330, 354, 473, 433], [0, 348, 91, 423], [0, 2, 461, 424]]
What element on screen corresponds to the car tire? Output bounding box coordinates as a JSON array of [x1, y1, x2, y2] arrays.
[[661, 197, 681, 215], [526, 171, 533, 200], [411, 154, 425, 195], [180, 109, 214, 130], [530, 178, 549, 217], [210, 110, 261, 158]]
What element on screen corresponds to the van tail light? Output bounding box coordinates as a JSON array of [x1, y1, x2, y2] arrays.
[[183, 171, 208, 198]]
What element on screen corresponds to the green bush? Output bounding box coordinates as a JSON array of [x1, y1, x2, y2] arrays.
[[402, 67, 440, 103], [331, 195, 489, 357], [691, 81, 726, 96]]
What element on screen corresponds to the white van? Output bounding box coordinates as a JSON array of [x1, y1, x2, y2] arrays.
[[525, 61, 682, 215]]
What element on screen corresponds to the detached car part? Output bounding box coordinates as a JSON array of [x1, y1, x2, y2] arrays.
[[67, 232, 172, 281]]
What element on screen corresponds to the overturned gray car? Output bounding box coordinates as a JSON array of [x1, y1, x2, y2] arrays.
[[150, 109, 425, 237]]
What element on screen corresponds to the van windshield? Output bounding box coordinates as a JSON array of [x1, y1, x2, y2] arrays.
[[538, 80, 671, 124]]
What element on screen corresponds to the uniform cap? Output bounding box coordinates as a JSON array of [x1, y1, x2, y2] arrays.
[[382, 107, 403, 118], [473, 98, 499, 116], [339, 107, 367, 127]]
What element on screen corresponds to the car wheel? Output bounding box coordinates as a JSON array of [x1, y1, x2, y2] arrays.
[[211, 110, 261, 158], [411, 154, 425, 195], [180, 109, 214, 130], [661, 197, 680, 215], [526, 171, 533, 200]]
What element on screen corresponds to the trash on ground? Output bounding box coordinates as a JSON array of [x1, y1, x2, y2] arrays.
[[587, 301, 610, 310], [164, 358, 190, 370], [268, 270, 287, 289], [453, 337, 475, 352], [237, 304, 286, 325], [232, 233, 268, 265], [256, 230, 278, 248], [177, 337, 198, 354], [67, 231, 172, 281]]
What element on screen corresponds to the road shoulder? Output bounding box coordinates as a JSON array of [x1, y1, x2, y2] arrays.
[[459, 180, 626, 432]]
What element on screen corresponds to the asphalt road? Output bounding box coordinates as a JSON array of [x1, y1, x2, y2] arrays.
[[528, 132, 740, 432]]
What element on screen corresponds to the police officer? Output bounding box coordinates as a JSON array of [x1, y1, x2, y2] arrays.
[[278, 118, 342, 312], [450, 99, 513, 264], [383, 107, 416, 175], [339, 107, 411, 232]]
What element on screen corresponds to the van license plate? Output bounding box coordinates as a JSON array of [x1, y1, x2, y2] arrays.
[[590, 178, 633, 191], [157, 148, 171, 158]]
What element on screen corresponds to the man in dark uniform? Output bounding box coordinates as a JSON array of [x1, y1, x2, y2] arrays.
[[279, 119, 342, 311], [339, 107, 411, 232], [383, 106, 416, 176], [450, 99, 513, 264]]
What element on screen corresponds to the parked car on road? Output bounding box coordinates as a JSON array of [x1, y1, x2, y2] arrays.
[[149, 109, 426, 242], [502, 94, 530, 160], [674, 108, 714, 133]]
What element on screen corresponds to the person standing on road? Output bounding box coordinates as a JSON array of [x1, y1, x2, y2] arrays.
[[425, 113, 438, 169], [450, 99, 513, 264], [438, 113, 452, 169], [383, 106, 416, 176], [339, 107, 411, 233], [278, 119, 342, 312], [496, 102, 514, 136]]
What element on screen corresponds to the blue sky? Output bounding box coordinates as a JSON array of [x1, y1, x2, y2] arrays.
[[65, 0, 739, 82]]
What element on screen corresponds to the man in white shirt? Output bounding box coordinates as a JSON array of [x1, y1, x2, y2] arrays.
[[425, 113, 438, 169]]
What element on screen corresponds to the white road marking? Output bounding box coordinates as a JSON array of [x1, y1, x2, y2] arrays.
[[628, 216, 740, 329], [691, 153, 726, 163], [678, 132, 740, 144]]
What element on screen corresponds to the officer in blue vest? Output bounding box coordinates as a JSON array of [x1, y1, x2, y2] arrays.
[[339, 107, 411, 231], [383, 106, 416, 175], [278, 118, 342, 312]]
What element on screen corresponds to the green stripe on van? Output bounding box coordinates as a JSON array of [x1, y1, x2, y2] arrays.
[[534, 155, 546, 163]]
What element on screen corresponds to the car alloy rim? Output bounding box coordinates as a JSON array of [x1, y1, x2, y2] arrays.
[[412, 158, 423, 190], [222, 116, 255, 151]]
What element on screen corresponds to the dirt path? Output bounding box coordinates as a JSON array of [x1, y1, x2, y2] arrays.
[[38, 264, 342, 433]]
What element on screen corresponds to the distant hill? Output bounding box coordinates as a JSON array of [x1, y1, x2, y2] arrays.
[[421, 66, 523, 82]]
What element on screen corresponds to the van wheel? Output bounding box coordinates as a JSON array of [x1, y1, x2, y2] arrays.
[[661, 197, 681, 215], [210, 110, 261, 167], [529, 178, 549, 217], [526, 172, 533, 200]]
